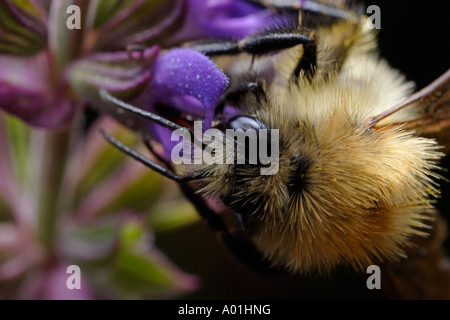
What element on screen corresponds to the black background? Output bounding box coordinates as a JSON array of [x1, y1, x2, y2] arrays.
[[155, 0, 450, 300]]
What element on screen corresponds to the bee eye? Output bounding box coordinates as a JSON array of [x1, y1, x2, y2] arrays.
[[225, 116, 275, 168], [225, 116, 267, 131]]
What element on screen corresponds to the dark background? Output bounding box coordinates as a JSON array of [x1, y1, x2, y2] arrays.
[[155, 0, 450, 299]]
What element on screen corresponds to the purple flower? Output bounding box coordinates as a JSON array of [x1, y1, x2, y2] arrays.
[[168, 0, 273, 44], [0, 0, 276, 130], [147, 49, 229, 156], [0, 0, 277, 300], [69, 46, 229, 159], [0, 52, 77, 129], [0, 115, 200, 299], [0, 0, 184, 128]]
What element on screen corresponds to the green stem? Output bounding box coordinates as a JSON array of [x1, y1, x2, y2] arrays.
[[37, 129, 72, 250]]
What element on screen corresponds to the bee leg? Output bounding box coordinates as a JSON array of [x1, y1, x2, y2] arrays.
[[220, 232, 279, 273], [242, 29, 317, 80], [186, 28, 314, 57], [292, 36, 316, 80], [179, 184, 278, 273], [178, 184, 229, 233], [187, 29, 317, 80], [100, 130, 204, 183]]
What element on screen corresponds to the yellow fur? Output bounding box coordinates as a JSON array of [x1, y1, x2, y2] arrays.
[[190, 9, 444, 273]]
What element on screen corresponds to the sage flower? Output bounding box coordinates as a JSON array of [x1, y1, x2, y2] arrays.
[[0, 0, 276, 299]]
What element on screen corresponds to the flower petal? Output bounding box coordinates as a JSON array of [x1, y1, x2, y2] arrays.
[[94, 0, 186, 51], [168, 0, 273, 44], [69, 46, 159, 135], [0, 0, 47, 55], [0, 53, 76, 128], [147, 48, 228, 155], [151, 48, 228, 114]]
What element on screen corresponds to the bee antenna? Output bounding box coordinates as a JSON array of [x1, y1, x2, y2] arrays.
[[99, 89, 185, 133], [100, 89, 251, 164], [99, 89, 207, 150], [100, 129, 205, 182]]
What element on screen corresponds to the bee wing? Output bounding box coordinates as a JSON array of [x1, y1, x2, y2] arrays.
[[367, 69, 450, 151]]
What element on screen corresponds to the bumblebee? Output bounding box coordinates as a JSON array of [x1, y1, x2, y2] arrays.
[[100, 0, 450, 275]]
